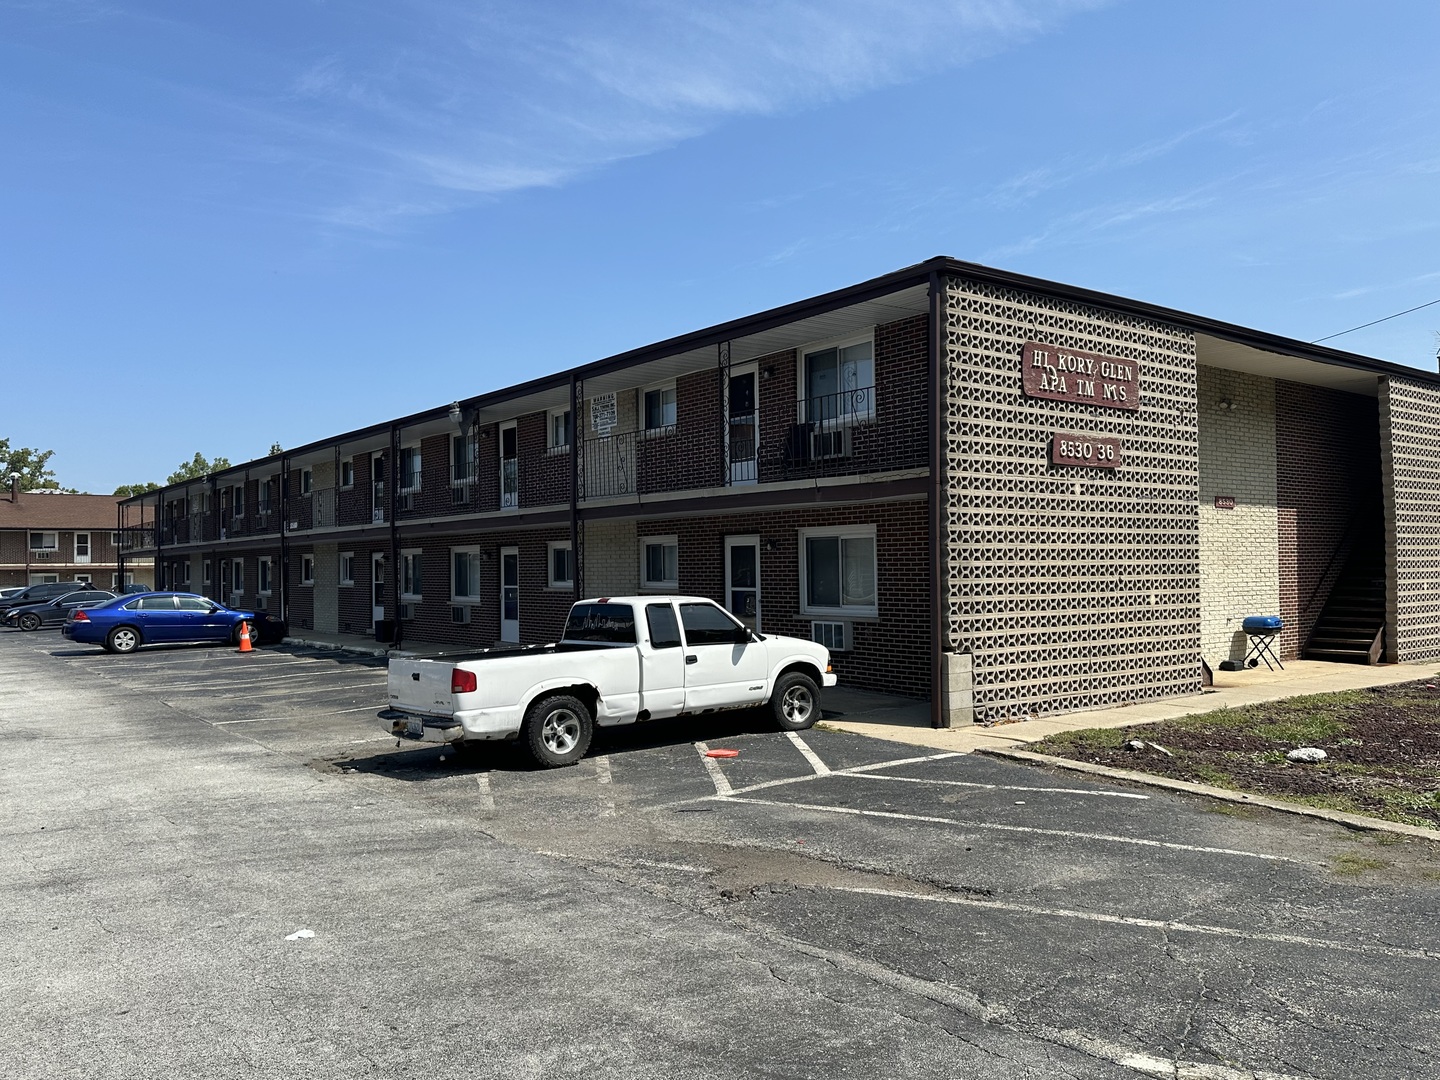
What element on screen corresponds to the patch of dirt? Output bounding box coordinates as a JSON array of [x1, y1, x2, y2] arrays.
[[1032, 678, 1440, 827]]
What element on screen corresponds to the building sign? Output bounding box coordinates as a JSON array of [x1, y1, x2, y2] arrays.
[[1050, 433, 1121, 469], [589, 392, 617, 437], [1214, 496, 1236, 510], [1022, 342, 1140, 411]]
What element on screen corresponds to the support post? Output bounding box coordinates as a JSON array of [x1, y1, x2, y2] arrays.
[[718, 341, 732, 487], [928, 270, 947, 728]]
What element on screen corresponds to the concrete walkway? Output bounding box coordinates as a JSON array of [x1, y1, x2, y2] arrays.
[[820, 659, 1440, 754], [281, 629, 1440, 757]]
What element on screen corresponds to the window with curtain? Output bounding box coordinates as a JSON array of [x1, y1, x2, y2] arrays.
[[802, 528, 877, 615]]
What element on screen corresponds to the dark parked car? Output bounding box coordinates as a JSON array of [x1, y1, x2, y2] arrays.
[[62, 592, 285, 653], [0, 581, 103, 615], [4, 590, 118, 631]]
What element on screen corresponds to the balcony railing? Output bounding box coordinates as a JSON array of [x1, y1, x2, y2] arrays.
[[312, 487, 336, 528], [777, 386, 894, 480], [581, 432, 637, 498], [119, 526, 156, 551]]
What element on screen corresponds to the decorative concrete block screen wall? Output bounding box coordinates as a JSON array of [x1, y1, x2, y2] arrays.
[[1379, 375, 1440, 662], [943, 276, 1201, 723], [1197, 367, 1279, 666]]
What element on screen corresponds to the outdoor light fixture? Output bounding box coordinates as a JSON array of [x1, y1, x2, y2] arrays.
[[448, 401, 463, 426], [1217, 398, 1239, 411]]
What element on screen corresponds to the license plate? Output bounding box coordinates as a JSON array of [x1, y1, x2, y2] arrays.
[[405, 717, 424, 737]]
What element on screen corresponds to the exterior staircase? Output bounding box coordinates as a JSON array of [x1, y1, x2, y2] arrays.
[[1303, 547, 1386, 664]]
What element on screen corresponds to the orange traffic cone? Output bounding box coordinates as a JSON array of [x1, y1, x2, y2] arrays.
[[238, 621, 253, 653]]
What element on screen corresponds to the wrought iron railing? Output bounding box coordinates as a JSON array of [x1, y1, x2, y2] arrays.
[[778, 385, 882, 479], [581, 432, 636, 498]]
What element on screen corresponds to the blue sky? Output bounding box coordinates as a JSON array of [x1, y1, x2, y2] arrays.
[[3, 0, 1438, 493]]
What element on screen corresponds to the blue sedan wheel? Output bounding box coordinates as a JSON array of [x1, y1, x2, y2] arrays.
[[106, 626, 141, 654]]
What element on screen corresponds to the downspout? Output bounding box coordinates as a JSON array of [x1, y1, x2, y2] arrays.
[[389, 423, 401, 650], [928, 270, 946, 728], [569, 373, 581, 603]]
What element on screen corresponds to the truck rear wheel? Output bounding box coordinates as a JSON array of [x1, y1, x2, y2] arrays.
[[524, 694, 593, 768], [772, 671, 820, 731]]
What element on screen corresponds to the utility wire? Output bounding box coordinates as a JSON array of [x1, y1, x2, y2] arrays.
[[1311, 297, 1440, 343]]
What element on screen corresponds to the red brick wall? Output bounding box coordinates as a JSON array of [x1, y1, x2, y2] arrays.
[[638, 369, 724, 493], [1275, 381, 1381, 657], [287, 547, 314, 630], [398, 528, 573, 647], [648, 499, 930, 697], [518, 411, 572, 507]]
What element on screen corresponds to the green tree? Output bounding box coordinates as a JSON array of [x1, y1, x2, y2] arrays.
[[0, 438, 75, 491], [113, 481, 160, 497], [269, 442, 283, 456], [165, 452, 232, 485]]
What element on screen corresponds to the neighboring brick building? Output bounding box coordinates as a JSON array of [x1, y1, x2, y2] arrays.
[[120, 257, 1440, 725], [1, 481, 153, 591]]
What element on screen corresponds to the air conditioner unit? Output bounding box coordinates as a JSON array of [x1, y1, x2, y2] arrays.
[[811, 428, 848, 459], [32, 550, 52, 559], [451, 605, 470, 625], [254, 596, 268, 610], [399, 493, 415, 512], [811, 621, 848, 652], [371, 509, 385, 524], [288, 521, 299, 532], [229, 592, 242, 607], [219, 528, 227, 539], [451, 485, 468, 505], [399, 602, 414, 621]]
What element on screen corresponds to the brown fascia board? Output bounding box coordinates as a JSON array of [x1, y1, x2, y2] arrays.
[[121, 255, 1436, 511]]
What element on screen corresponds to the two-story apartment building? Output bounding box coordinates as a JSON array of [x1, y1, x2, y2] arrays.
[[119, 257, 1440, 726], [2, 481, 153, 591]]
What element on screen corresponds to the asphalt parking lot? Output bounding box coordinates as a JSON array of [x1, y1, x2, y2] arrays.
[[6, 629, 1440, 1079]]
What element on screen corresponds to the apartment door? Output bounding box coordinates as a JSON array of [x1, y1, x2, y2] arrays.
[[74, 532, 91, 565], [724, 535, 760, 631], [372, 552, 386, 627], [726, 365, 758, 485], [500, 423, 518, 509], [500, 546, 519, 642]]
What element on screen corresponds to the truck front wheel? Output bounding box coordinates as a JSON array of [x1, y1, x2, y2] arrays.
[[772, 671, 820, 731], [524, 694, 593, 768]]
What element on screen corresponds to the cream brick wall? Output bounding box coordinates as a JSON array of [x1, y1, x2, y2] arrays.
[[582, 519, 638, 596], [1379, 375, 1440, 661], [1197, 366, 1279, 665], [313, 543, 339, 633]]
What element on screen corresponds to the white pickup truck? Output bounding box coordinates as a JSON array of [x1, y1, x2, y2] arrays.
[[381, 595, 837, 767]]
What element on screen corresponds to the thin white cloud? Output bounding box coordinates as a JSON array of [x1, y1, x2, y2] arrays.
[[271, 0, 1117, 228]]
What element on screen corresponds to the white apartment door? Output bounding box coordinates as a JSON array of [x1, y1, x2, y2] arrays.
[[500, 546, 519, 642], [724, 535, 760, 631], [372, 552, 386, 627], [726, 365, 758, 485], [74, 533, 91, 565]]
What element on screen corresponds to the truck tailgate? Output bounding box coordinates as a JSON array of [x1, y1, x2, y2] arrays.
[[387, 658, 454, 717]]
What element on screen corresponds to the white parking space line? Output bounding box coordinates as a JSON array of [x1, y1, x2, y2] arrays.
[[731, 917, 1323, 1080], [845, 772, 1150, 800], [693, 742, 734, 796], [595, 755, 616, 817], [211, 704, 382, 726], [818, 884, 1436, 961], [785, 732, 831, 775], [475, 773, 495, 816], [842, 752, 965, 773], [721, 796, 1292, 861]]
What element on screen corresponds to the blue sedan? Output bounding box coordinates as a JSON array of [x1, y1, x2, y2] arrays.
[[62, 592, 272, 654]]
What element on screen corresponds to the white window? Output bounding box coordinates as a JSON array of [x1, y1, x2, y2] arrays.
[[339, 552, 355, 587], [340, 459, 355, 489], [28, 532, 58, 551], [74, 533, 90, 559], [301, 468, 314, 495], [31, 573, 60, 585], [232, 484, 245, 516], [801, 334, 876, 422], [181, 559, 191, 586], [401, 549, 423, 599], [231, 559, 245, 596], [399, 446, 421, 493], [800, 525, 877, 617], [548, 408, 573, 450], [547, 541, 573, 589], [640, 536, 678, 590], [300, 554, 314, 585], [75, 574, 92, 584], [110, 532, 120, 545], [257, 557, 272, 596], [643, 384, 677, 431], [258, 479, 273, 513], [452, 546, 482, 602], [203, 561, 212, 586]]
